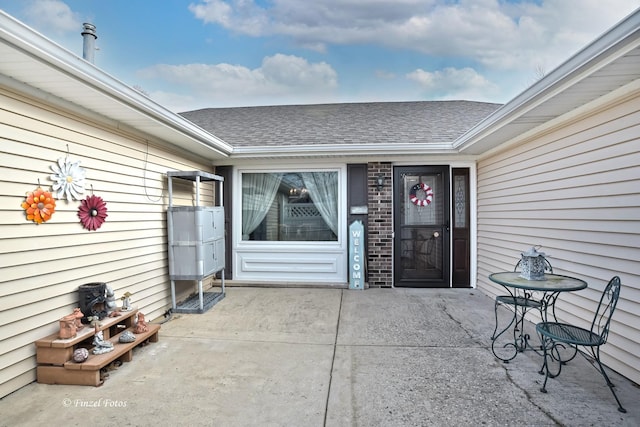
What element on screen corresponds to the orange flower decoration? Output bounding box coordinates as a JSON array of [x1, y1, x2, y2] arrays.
[[21, 187, 56, 224]]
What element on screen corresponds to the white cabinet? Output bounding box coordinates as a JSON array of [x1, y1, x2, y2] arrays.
[[168, 207, 225, 279], [167, 171, 225, 313]]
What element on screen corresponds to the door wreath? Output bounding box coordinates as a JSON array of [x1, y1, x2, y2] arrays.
[[409, 183, 433, 207]]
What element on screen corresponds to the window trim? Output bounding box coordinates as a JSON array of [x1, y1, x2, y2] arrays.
[[233, 165, 347, 249]]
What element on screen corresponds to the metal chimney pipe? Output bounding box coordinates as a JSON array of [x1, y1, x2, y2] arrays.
[[81, 23, 97, 63]]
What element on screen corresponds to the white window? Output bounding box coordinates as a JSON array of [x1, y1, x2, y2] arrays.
[[241, 171, 339, 242]]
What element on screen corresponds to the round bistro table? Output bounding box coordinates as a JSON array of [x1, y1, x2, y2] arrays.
[[489, 272, 587, 363]]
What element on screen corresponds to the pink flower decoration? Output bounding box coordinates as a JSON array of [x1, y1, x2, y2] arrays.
[[78, 195, 108, 231]]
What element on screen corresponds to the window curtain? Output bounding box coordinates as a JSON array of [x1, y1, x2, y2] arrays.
[[300, 172, 338, 235], [242, 173, 283, 239]]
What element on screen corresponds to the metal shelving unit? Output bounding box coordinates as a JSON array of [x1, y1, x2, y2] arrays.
[[167, 171, 225, 313]]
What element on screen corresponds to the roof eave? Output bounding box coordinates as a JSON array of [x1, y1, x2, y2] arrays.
[[453, 8, 640, 154], [228, 143, 459, 159], [0, 11, 232, 160]]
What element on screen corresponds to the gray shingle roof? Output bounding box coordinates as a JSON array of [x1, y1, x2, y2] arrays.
[[180, 101, 502, 148]]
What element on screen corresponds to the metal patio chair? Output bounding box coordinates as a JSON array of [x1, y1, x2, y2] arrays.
[[491, 257, 552, 340], [536, 276, 626, 413]]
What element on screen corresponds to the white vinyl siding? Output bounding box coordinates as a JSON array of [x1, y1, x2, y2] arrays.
[[0, 88, 214, 398], [476, 93, 640, 385]]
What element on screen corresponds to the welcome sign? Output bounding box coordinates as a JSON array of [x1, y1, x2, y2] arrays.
[[349, 220, 365, 290]]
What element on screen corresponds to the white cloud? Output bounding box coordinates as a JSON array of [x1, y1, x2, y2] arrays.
[[9, 0, 637, 108], [407, 67, 499, 100], [188, 0, 269, 37], [22, 0, 82, 35], [144, 90, 202, 114], [138, 53, 339, 109], [188, 0, 639, 72]]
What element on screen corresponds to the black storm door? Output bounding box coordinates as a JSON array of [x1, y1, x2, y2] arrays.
[[394, 166, 450, 287]]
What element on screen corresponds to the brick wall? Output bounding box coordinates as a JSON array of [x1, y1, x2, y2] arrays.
[[367, 162, 393, 287]]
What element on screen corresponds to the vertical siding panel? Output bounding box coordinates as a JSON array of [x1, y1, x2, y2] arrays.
[[0, 90, 215, 397], [477, 94, 640, 384]]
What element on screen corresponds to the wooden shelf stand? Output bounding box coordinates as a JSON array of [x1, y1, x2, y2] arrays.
[[35, 308, 160, 386]]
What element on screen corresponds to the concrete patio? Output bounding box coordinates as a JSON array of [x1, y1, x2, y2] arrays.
[[1, 287, 638, 426]]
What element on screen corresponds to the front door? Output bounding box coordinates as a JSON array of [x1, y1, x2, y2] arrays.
[[394, 166, 450, 287]]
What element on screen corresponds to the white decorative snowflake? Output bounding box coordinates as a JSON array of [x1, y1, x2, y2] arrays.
[[50, 156, 86, 201]]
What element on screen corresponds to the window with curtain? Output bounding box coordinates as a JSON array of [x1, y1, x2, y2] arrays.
[[241, 171, 339, 241]]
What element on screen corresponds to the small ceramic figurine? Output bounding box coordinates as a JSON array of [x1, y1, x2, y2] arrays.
[[92, 330, 114, 355], [121, 292, 132, 311], [105, 285, 117, 313], [72, 308, 85, 330], [119, 330, 136, 343], [58, 307, 86, 339], [73, 347, 89, 362], [134, 312, 148, 334], [87, 315, 101, 332], [58, 314, 77, 339]]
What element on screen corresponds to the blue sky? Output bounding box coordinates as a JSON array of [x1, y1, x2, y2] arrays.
[[0, 0, 638, 112]]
